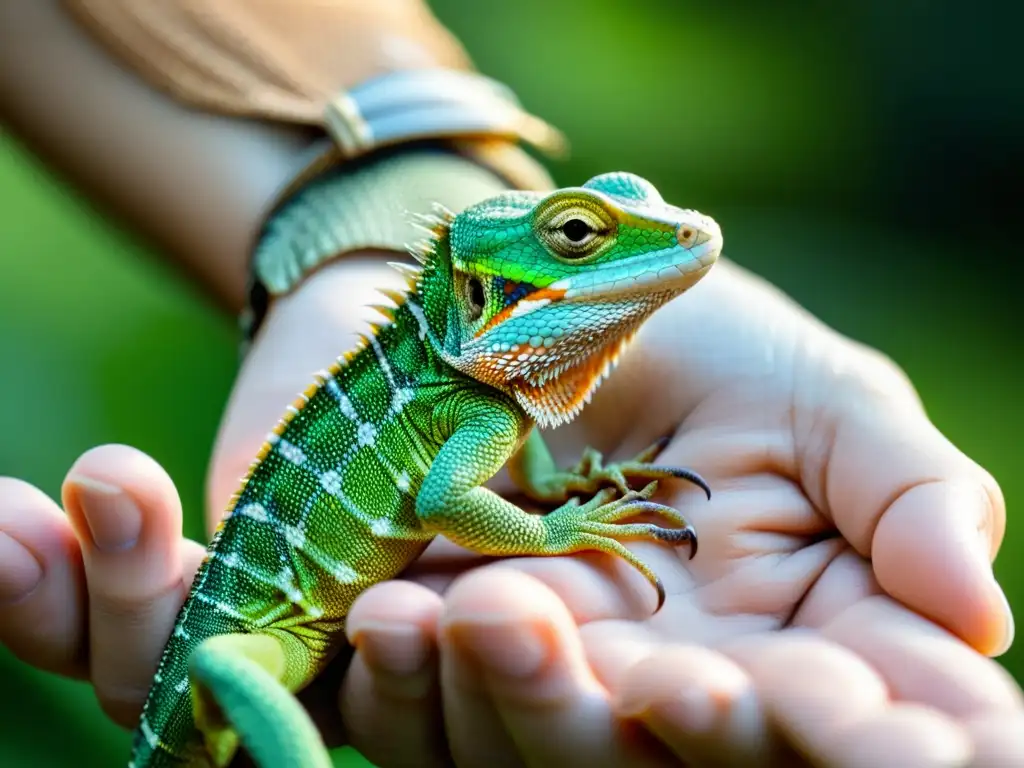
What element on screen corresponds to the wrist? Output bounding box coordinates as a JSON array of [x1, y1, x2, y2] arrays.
[[259, 253, 401, 345], [243, 142, 555, 350], [55, 1, 560, 315]]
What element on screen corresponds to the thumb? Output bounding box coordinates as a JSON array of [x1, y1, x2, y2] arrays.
[[795, 343, 1012, 657]]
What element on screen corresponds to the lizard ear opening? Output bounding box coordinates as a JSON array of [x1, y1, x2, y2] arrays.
[[463, 273, 486, 323]]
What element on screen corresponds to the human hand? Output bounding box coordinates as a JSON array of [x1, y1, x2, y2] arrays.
[[331, 257, 1023, 766], [1, 255, 1020, 766]]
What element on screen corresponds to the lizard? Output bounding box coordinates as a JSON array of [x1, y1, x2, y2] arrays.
[[128, 171, 723, 768]]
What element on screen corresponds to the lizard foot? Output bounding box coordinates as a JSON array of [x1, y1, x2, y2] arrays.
[[541, 481, 698, 611], [568, 436, 711, 499]]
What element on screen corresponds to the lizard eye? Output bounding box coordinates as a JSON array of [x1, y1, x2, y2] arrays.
[[537, 199, 615, 260], [560, 218, 592, 242]]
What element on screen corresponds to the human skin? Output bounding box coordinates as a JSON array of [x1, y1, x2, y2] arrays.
[[2, 254, 1022, 766], [1, 2, 1022, 766]]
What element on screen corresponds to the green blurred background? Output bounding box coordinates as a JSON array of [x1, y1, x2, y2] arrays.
[[1, 1, 1020, 765]]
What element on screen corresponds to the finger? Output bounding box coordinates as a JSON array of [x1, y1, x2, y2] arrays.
[[439, 567, 673, 768], [724, 634, 892, 764], [62, 445, 206, 727], [0, 478, 86, 677], [405, 538, 667, 625], [797, 351, 1011, 656], [964, 711, 1024, 766], [613, 645, 778, 766], [827, 703, 971, 768], [820, 596, 1023, 719], [340, 580, 448, 768]]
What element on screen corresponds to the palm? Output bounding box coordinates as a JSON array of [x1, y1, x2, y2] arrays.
[[404, 347, 845, 658], [211, 258, 882, 677]]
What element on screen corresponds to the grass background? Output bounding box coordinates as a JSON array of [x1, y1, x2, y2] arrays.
[[1, 1, 1020, 765]]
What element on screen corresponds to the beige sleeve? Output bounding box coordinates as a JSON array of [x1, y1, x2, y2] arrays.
[[0, 0, 479, 311]]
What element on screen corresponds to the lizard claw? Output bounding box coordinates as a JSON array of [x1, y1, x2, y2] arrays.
[[640, 466, 711, 500], [616, 500, 699, 560], [654, 575, 666, 612], [565, 440, 712, 500], [633, 434, 672, 464]]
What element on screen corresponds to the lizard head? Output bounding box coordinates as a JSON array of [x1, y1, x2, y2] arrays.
[[414, 172, 722, 428]]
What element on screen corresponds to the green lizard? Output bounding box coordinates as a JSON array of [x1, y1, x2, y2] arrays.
[[129, 171, 722, 767]]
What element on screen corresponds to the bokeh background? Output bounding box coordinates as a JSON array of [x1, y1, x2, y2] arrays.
[[1, 1, 1019, 765]]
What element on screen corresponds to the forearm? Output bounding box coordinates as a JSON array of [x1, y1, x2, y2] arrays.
[[0, 0, 480, 312], [0, 1, 308, 309]]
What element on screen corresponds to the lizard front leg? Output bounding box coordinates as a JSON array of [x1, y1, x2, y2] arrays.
[[508, 428, 711, 502], [416, 403, 699, 609]]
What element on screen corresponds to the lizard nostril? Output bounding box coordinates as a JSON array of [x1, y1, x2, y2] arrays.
[[677, 225, 697, 247]]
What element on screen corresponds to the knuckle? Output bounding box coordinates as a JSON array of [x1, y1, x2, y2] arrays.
[[92, 581, 185, 624], [96, 685, 148, 728], [0, 478, 54, 521], [0, 629, 87, 679], [856, 346, 919, 404], [0, 476, 36, 497]]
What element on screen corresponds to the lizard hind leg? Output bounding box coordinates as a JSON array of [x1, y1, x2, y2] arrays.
[[187, 632, 332, 768], [510, 430, 712, 502], [569, 437, 712, 498]]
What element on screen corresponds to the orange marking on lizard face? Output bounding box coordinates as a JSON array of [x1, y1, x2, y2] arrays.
[[474, 286, 567, 337]]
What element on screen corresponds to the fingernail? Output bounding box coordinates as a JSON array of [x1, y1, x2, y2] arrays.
[[617, 686, 717, 732], [351, 621, 432, 676], [991, 582, 1015, 657], [656, 687, 716, 733], [66, 474, 141, 552], [615, 688, 650, 718], [0, 532, 43, 604], [449, 618, 548, 678], [351, 621, 436, 700]]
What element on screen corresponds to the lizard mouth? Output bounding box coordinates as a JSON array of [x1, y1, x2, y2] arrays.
[[551, 232, 721, 305]]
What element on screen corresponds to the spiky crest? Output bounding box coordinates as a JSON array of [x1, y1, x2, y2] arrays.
[[383, 202, 453, 300], [387, 261, 423, 287], [406, 204, 455, 239], [368, 304, 396, 322], [377, 287, 406, 305], [352, 202, 454, 346]]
